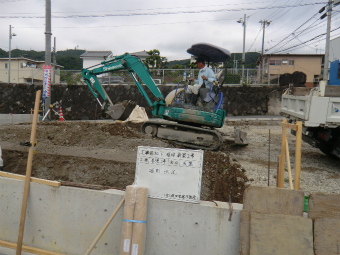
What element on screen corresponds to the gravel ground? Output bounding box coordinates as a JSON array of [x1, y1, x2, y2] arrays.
[[219, 120, 340, 196]]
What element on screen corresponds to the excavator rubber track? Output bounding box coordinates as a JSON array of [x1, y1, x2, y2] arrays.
[[141, 119, 223, 151]]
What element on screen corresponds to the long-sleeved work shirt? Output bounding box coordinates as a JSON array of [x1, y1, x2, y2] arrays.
[[194, 66, 216, 86]]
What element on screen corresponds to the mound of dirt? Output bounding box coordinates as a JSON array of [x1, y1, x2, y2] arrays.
[[0, 121, 248, 203]]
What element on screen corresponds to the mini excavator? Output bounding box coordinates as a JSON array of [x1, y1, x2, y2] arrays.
[[82, 43, 247, 150]]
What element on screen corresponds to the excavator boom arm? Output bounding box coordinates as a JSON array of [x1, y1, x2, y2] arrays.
[[82, 53, 166, 117]]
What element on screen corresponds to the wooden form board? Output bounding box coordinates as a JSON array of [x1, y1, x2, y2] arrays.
[[243, 186, 304, 216], [0, 240, 64, 255], [308, 193, 340, 219], [314, 217, 340, 255], [239, 210, 251, 255], [249, 212, 313, 255], [0, 171, 60, 187]]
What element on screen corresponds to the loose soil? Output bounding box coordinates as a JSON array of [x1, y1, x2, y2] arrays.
[[1, 120, 339, 204], [0, 121, 248, 203]]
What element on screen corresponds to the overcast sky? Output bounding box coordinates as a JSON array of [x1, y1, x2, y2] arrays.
[[0, 0, 339, 60]]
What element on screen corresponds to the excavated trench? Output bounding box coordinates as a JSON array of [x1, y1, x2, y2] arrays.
[[0, 121, 248, 203]]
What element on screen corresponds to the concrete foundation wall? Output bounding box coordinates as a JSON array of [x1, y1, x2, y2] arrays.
[[0, 84, 285, 120], [0, 114, 33, 125], [0, 177, 242, 255]]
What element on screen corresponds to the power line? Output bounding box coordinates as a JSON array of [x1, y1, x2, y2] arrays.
[[15, 16, 237, 29], [267, 4, 340, 54], [0, 2, 326, 19], [0, 0, 300, 15], [264, 9, 324, 53], [273, 25, 340, 53], [248, 27, 263, 52]]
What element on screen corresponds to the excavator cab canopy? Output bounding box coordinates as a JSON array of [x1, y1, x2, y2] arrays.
[[186, 43, 231, 64]]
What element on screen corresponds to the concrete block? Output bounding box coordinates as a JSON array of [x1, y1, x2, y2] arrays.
[[0, 114, 33, 125], [0, 177, 242, 255]]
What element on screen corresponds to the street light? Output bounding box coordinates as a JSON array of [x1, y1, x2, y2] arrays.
[[238, 14, 247, 85], [8, 25, 17, 84]]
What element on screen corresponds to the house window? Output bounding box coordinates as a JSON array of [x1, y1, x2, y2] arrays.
[[5, 63, 8, 69], [282, 59, 289, 65], [289, 60, 294, 65], [269, 60, 282, 65]]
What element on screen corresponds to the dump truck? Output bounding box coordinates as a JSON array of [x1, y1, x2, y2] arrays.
[[280, 60, 340, 158]]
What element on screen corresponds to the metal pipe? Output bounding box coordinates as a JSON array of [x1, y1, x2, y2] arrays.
[[8, 25, 16, 83], [241, 14, 247, 85]]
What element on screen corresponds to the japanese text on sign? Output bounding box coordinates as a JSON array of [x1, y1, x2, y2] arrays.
[[135, 146, 203, 203], [43, 65, 51, 101]]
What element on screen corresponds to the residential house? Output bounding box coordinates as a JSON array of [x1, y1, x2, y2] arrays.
[[0, 57, 63, 84], [262, 54, 324, 87], [80, 51, 113, 69], [130, 50, 150, 62]]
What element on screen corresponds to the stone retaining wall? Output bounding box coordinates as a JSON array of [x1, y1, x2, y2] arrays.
[[0, 84, 285, 120]]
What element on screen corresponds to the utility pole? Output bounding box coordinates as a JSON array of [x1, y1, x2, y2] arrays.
[[233, 54, 235, 71], [53, 37, 56, 84], [238, 14, 247, 85], [8, 25, 16, 83], [44, 0, 52, 118], [322, 0, 334, 84], [259, 20, 270, 84]]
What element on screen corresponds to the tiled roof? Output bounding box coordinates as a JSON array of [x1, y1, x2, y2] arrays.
[[130, 50, 150, 58], [0, 57, 63, 68], [80, 51, 112, 58]]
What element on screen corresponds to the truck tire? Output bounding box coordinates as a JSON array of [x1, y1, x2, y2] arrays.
[[319, 141, 335, 157]]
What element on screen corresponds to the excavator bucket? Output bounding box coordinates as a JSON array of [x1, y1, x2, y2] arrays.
[[106, 100, 137, 121], [234, 129, 248, 145]]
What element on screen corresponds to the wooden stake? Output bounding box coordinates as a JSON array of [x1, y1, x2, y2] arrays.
[[278, 119, 287, 188], [268, 129, 270, 187], [16, 90, 41, 255], [285, 138, 293, 189], [294, 121, 302, 190], [84, 197, 125, 255]]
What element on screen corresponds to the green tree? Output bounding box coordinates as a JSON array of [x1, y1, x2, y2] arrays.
[[0, 48, 7, 58], [145, 49, 167, 69], [172, 64, 185, 69], [56, 55, 83, 70]]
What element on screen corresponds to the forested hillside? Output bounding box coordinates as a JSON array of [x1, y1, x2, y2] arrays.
[[0, 48, 260, 70], [0, 48, 85, 70]]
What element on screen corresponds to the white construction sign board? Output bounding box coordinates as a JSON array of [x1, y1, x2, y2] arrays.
[[135, 146, 203, 203]]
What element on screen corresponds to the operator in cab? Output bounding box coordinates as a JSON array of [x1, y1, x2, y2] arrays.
[[187, 58, 216, 95]]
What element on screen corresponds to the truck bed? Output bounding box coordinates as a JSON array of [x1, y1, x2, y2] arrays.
[[281, 94, 340, 127]]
